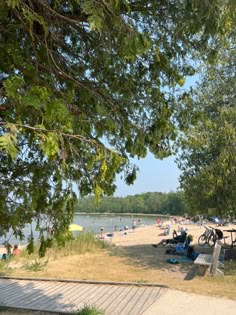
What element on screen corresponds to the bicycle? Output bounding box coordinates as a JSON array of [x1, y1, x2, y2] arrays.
[[198, 225, 217, 247]]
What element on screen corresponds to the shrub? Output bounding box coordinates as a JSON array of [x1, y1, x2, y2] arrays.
[[75, 305, 105, 315]]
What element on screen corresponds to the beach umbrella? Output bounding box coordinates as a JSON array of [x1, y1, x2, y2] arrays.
[[69, 224, 83, 232]]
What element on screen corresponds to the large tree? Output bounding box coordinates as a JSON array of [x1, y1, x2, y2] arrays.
[[0, 0, 235, 253], [177, 49, 236, 217]]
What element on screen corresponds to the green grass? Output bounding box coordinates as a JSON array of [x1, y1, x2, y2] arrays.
[[23, 259, 48, 272], [0, 232, 110, 269], [46, 232, 110, 260], [75, 305, 105, 315]]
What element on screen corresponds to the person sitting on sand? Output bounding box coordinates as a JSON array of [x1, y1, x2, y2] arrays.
[[152, 230, 187, 247], [1, 253, 7, 260], [12, 244, 21, 256]]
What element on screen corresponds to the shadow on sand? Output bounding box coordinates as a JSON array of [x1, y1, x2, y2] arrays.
[[107, 243, 214, 281]]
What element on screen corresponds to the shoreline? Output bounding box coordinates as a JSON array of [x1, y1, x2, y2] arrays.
[[1, 219, 235, 254], [75, 212, 172, 217]]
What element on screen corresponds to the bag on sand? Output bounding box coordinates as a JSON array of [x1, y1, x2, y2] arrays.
[[187, 246, 194, 257], [187, 246, 199, 260]]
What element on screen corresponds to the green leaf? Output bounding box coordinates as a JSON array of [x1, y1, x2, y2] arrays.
[[39, 133, 59, 158], [6, 0, 19, 9], [0, 133, 18, 159]]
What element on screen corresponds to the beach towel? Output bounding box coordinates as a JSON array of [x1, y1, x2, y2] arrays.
[[166, 258, 179, 264]]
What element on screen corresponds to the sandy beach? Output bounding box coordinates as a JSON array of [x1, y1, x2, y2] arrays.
[[107, 220, 236, 285], [111, 220, 236, 248], [1, 219, 235, 255]]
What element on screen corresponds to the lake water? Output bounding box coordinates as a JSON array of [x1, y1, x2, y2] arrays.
[[73, 213, 165, 234], [0, 213, 168, 245]]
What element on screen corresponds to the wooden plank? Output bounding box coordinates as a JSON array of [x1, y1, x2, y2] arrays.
[[68, 285, 112, 313], [210, 242, 221, 275], [128, 287, 152, 315], [125, 288, 154, 315], [194, 242, 224, 277], [139, 287, 162, 314], [114, 286, 146, 315], [48, 283, 102, 312], [58, 283, 93, 305], [0, 279, 20, 291], [51, 282, 89, 310], [0, 280, 33, 303], [82, 285, 113, 306], [1, 280, 55, 307], [44, 282, 86, 313], [16, 281, 60, 305], [131, 287, 161, 315], [104, 286, 139, 314], [97, 285, 127, 312], [50, 282, 85, 313], [0, 278, 165, 315], [27, 282, 70, 310], [194, 254, 212, 266], [36, 282, 88, 312], [94, 285, 124, 308], [129, 287, 161, 315], [100, 286, 134, 315], [1, 281, 53, 302]]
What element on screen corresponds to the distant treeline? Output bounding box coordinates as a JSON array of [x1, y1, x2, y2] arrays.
[[75, 191, 187, 215]]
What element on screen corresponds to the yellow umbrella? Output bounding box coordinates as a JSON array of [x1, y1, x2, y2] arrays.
[[69, 224, 83, 232]]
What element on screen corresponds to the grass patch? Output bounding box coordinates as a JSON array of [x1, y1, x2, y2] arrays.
[[0, 232, 110, 275], [12, 232, 109, 262], [45, 232, 110, 261], [23, 259, 48, 272], [136, 279, 148, 284], [0, 260, 12, 275], [1, 235, 236, 300], [75, 305, 105, 315]]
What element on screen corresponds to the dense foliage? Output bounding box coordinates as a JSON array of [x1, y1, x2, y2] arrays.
[[177, 50, 236, 217], [0, 0, 234, 253], [75, 191, 188, 215]]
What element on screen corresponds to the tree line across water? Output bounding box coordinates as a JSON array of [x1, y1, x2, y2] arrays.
[[75, 191, 187, 215]]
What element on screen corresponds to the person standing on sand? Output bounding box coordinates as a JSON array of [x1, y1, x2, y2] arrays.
[[132, 219, 136, 232], [100, 227, 104, 239]]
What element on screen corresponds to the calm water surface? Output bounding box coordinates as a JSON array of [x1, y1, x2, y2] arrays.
[[73, 213, 165, 234], [0, 213, 168, 245]]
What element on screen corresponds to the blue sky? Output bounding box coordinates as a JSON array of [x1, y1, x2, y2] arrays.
[[114, 154, 181, 197], [114, 75, 198, 197]]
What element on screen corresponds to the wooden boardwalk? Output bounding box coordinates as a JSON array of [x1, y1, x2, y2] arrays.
[[0, 278, 167, 314]]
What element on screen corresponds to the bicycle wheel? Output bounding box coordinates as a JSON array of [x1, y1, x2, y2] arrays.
[[198, 234, 207, 246], [208, 234, 217, 247]]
